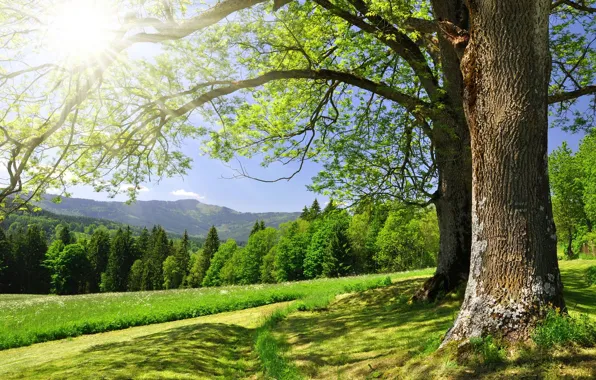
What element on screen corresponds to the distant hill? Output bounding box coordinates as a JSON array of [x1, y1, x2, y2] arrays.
[[35, 197, 300, 241]]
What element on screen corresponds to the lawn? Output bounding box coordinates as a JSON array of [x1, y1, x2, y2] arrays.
[[0, 268, 434, 350], [1, 261, 593, 379], [271, 260, 596, 379]]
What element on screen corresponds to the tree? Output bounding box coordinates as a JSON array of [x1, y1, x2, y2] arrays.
[[444, 0, 570, 342], [174, 230, 191, 280], [142, 226, 171, 290], [102, 227, 138, 292], [192, 226, 220, 287], [202, 239, 239, 287], [87, 227, 111, 292], [577, 132, 596, 230], [237, 227, 278, 284], [48, 244, 90, 295], [549, 142, 588, 258], [300, 206, 310, 220], [274, 219, 311, 281], [56, 224, 75, 246], [128, 259, 144, 291], [309, 199, 322, 221], [250, 221, 262, 236], [24, 225, 49, 293], [163, 255, 183, 289], [375, 206, 438, 272], [304, 211, 353, 278]]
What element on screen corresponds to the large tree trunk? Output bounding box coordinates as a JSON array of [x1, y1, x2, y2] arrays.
[[414, 0, 473, 301], [444, 0, 565, 342]]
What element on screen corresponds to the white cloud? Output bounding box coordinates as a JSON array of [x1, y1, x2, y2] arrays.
[[120, 184, 150, 192], [171, 189, 205, 200]]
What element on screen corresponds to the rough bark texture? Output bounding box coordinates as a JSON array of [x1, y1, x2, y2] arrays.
[[444, 0, 566, 342], [414, 0, 473, 301]]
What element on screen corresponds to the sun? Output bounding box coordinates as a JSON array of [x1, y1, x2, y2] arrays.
[[47, 0, 118, 63]]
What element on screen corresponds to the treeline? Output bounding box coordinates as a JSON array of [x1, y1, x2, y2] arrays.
[[0, 200, 439, 295], [549, 132, 596, 258]]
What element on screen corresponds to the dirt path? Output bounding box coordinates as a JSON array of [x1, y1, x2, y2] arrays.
[[0, 302, 290, 379]]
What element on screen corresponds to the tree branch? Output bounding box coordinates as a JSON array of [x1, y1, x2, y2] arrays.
[[548, 85, 596, 104], [551, 0, 596, 13], [167, 69, 438, 121]]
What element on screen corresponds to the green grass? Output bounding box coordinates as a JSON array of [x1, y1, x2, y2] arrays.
[[269, 260, 596, 379], [0, 268, 434, 350]]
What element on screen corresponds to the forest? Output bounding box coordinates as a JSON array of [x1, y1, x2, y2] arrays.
[[0, 198, 439, 294]]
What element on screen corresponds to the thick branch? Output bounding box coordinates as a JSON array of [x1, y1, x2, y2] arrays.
[[548, 85, 596, 103], [168, 69, 438, 120], [551, 0, 596, 13]]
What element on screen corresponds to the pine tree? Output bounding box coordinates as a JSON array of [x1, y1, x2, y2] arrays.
[[87, 227, 111, 293], [142, 226, 170, 290], [56, 224, 74, 246], [102, 227, 137, 292], [175, 230, 190, 275], [259, 220, 265, 230], [195, 226, 219, 286], [310, 199, 321, 220], [25, 225, 49, 293], [250, 221, 261, 236], [300, 206, 310, 220]]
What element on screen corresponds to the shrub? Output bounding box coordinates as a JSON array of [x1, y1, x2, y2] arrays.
[[586, 266, 596, 286], [533, 309, 596, 347]]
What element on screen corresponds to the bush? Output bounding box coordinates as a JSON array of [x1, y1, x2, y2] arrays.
[[533, 309, 596, 347], [586, 266, 596, 286]]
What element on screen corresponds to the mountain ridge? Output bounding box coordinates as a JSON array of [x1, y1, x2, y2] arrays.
[[36, 196, 301, 241]]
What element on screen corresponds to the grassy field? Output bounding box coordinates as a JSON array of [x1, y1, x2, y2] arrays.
[[1, 261, 593, 379], [0, 268, 434, 350], [271, 260, 596, 379]]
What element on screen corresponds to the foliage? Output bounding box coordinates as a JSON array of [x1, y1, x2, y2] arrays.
[[191, 226, 220, 287], [304, 210, 353, 278], [237, 227, 278, 284], [533, 309, 596, 348], [375, 206, 438, 272], [273, 219, 311, 282], [47, 244, 90, 295], [586, 266, 596, 286]]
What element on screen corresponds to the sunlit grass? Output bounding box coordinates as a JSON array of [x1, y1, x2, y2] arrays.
[[272, 260, 596, 379], [0, 268, 434, 350]]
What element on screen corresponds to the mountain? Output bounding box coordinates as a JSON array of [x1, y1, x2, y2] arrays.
[[35, 197, 300, 241]]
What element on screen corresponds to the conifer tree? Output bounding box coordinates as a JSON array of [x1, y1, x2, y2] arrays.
[[102, 227, 137, 292], [25, 225, 49, 293], [259, 220, 265, 230], [250, 221, 261, 237], [87, 227, 111, 292], [56, 224, 74, 246], [194, 226, 219, 286], [310, 199, 321, 220], [300, 206, 310, 220]]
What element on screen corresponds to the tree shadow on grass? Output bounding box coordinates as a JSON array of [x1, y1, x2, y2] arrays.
[[8, 323, 258, 379], [560, 265, 596, 317], [275, 278, 462, 378]]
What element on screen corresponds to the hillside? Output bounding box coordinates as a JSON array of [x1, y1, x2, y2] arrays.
[[35, 196, 300, 241]]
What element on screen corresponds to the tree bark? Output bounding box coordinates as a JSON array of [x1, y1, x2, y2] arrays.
[[444, 0, 566, 343], [414, 0, 473, 301]]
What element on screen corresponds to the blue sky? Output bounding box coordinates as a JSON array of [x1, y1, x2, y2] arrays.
[[68, 126, 587, 213]]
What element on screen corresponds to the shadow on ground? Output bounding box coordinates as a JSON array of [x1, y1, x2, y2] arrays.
[[6, 323, 257, 379], [276, 264, 596, 379]]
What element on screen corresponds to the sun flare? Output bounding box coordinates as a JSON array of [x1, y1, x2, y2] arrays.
[[47, 0, 118, 62]]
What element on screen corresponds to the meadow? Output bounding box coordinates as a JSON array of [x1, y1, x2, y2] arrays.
[[0, 268, 434, 350], [0, 261, 593, 379]]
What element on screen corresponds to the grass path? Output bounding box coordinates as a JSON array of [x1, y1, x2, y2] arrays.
[[0, 302, 290, 379]]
